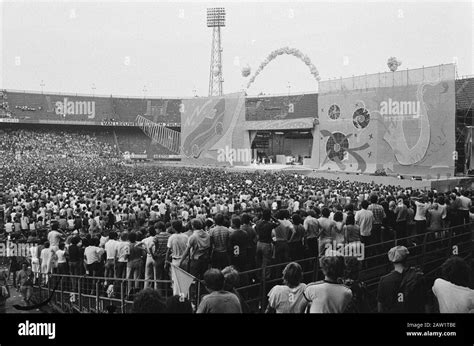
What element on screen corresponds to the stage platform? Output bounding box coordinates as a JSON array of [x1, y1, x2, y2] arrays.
[[156, 161, 474, 192]]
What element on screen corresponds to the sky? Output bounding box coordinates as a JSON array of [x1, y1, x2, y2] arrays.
[[0, 0, 473, 97]]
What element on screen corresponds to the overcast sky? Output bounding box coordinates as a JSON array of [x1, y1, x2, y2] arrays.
[[1, 0, 472, 97]]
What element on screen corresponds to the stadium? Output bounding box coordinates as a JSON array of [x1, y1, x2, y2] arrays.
[[0, 1, 473, 320]]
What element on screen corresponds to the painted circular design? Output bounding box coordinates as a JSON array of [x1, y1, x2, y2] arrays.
[[328, 104, 341, 120], [352, 108, 370, 129], [326, 132, 349, 162]]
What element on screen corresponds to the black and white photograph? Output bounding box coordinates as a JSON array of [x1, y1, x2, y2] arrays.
[[0, 0, 473, 344]]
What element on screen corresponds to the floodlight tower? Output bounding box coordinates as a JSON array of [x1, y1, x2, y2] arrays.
[[207, 7, 225, 96]]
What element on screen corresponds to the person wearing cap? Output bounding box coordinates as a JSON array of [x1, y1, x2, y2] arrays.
[[377, 246, 427, 313]]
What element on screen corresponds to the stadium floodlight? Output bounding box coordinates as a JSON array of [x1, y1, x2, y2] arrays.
[[207, 7, 226, 27], [207, 7, 226, 96]]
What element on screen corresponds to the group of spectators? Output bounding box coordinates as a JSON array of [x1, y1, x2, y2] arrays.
[[128, 250, 474, 314], [0, 129, 473, 313], [0, 128, 117, 159]]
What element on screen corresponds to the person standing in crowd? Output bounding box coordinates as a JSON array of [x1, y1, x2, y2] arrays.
[[432, 256, 474, 313], [209, 213, 231, 270], [150, 221, 171, 288], [289, 214, 305, 261], [56, 243, 68, 275], [6, 234, 19, 288], [84, 237, 105, 293], [104, 231, 118, 287], [458, 190, 472, 226], [355, 201, 374, 250], [67, 236, 82, 290], [47, 224, 64, 252], [394, 198, 408, 245], [143, 227, 158, 289], [303, 255, 352, 313], [255, 209, 279, 280], [196, 268, 242, 313], [342, 257, 370, 313], [29, 239, 41, 285], [377, 246, 427, 313], [272, 209, 294, 265], [0, 270, 10, 314], [229, 216, 249, 273], [222, 265, 251, 313], [266, 262, 308, 313], [16, 263, 34, 306], [303, 209, 320, 258], [318, 208, 337, 257], [179, 219, 210, 279], [343, 213, 361, 250], [166, 220, 188, 273], [40, 241, 55, 285], [240, 213, 257, 270], [368, 195, 386, 244], [126, 232, 146, 292], [413, 196, 430, 243], [427, 203, 444, 244], [115, 232, 130, 280]]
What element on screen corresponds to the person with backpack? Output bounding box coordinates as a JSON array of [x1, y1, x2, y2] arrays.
[[377, 246, 428, 313]]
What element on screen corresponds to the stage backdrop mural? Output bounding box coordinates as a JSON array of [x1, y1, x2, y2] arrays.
[[315, 64, 456, 178], [180, 92, 249, 166]]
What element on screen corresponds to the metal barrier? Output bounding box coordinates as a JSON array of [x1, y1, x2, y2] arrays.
[[32, 274, 172, 313], [9, 222, 474, 313], [234, 222, 473, 313]]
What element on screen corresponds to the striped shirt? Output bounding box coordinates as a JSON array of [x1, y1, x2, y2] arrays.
[[153, 232, 171, 259], [210, 225, 230, 252], [368, 204, 386, 225]]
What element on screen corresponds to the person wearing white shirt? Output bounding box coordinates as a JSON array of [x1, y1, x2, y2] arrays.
[[40, 242, 55, 284], [104, 232, 119, 285], [142, 228, 158, 289], [116, 233, 130, 279], [56, 243, 68, 274], [432, 257, 474, 313]]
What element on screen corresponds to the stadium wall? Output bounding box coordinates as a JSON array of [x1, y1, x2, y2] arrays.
[[0, 91, 181, 126]]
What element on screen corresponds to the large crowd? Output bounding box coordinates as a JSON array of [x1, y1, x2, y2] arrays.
[[0, 129, 473, 313]]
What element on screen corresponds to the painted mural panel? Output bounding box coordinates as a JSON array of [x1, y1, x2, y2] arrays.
[[317, 65, 455, 177], [180, 92, 248, 165]]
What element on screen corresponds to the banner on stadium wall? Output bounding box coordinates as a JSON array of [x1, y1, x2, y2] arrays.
[[0, 118, 19, 123], [315, 64, 456, 177], [2, 91, 183, 125], [180, 92, 249, 165], [153, 154, 182, 160], [245, 93, 318, 121]]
